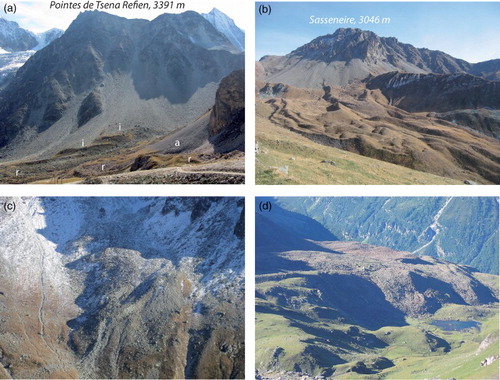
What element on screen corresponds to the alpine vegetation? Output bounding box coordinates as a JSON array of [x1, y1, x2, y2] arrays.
[[256, 6, 500, 185], [256, 197, 499, 379]]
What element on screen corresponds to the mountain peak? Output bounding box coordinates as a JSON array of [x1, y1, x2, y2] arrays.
[[0, 16, 38, 51], [0, 17, 19, 28], [208, 7, 224, 15], [260, 28, 475, 88], [201, 8, 244, 51], [288, 28, 471, 73], [332, 27, 376, 39], [289, 27, 383, 63], [0, 9, 244, 156], [69, 9, 137, 29]]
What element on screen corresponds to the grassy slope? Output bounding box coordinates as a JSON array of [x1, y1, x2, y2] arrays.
[[256, 105, 462, 185], [255, 310, 312, 369], [377, 309, 499, 380], [256, 273, 499, 379]]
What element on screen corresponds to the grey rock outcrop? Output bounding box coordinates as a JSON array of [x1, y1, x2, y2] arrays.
[[0, 10, 244, 159], [0, 197, 245, 378], [209, 69, 245, 153], [366, 71, 500, 112], [259, 28, 499, 88]]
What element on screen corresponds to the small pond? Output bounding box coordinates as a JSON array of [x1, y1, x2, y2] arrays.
[[431, 320, 480, 331]]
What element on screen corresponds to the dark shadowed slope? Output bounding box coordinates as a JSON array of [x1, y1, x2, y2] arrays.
[[0, 10, 244, 161]]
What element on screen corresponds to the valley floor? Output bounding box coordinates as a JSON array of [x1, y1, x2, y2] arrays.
[[82, 159, 245, 184], [256, 284, 499, 379], [0, 130, 244, 184], [255, 241, 499, 379]]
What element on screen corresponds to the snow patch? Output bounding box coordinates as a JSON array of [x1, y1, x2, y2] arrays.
[[387, 74, 418, 88], [201, 8, 244, 51], [413, 197, 453, 254]]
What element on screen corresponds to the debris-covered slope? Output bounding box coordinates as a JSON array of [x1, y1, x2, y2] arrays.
[[0, 197, 245, 379], [0, 10, 244, 160]]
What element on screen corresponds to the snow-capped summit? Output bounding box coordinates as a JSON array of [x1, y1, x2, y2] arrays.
[[0, 17, 63, 53], [34, 28, 64, 50], [202, 8, 244, 52], [0, 17, 38, 52], [0, 18, 63, 89]]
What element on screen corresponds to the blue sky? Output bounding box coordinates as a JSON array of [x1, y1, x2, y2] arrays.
[[256, 2, 500, 63]]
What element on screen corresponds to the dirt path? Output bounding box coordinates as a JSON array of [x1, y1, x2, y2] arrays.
[[176, 168, 244, 177], [87, 160, 245, 184]]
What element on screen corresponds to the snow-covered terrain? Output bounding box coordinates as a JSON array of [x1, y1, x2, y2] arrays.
[[202, 8, 244, 52], [0, 18, 62, 88], [33, 29, 64, 50], [0, 197, 245, 378], [1, 196, 244, 299], [0, 50, 33, 88]]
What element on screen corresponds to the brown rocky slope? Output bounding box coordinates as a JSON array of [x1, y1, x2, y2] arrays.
[[0, 197, 245, 378], [256, 80, 500, 183], [256, 28, 500, 184]]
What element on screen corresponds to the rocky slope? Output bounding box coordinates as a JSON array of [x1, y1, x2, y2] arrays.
[[208, 69, 245, 153], [469, 59, 500, 81], [256, 198, 499, 378], [0, 197, 244, 378], [433, 108, 500, 140], [256, 197, 337, 273], [275, 197, 499, 274], [256, 28, 499, 183], [0, 10, 244, 161], [119, 68, 245, 172], [260, 241, 497, 328], [366, 71, 500, 112]]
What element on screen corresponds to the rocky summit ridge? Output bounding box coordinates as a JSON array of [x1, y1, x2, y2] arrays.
[[0, 10, 244, 161], [259, 28, 499, 88], [289, 28, 471, 74], [256, 28, 500, 184]]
